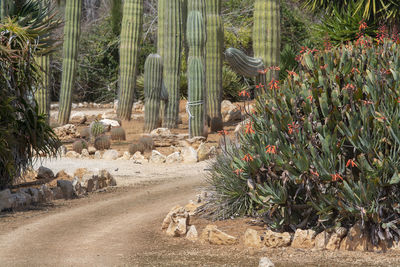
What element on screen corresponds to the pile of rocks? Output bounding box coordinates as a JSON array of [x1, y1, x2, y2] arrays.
[[0, 167, 117, 212], [51, 102, 114, 110], [53, 124, 80, 141]]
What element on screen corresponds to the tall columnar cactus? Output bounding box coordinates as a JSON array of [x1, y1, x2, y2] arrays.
[[117, 0, 143, 120], [253, 0, 281, 82], [205, 0, 223, 131], [58, 0, 82, 125], [144, 54, 163, 132], [187, 11, 206, 137], [224, 47, 265, 77], [188, 0, 206, 17], [0, 0, 13, 20], [157, 0, 166, 125], [35, 55, 51, 121], [162, 0, 182, 128]]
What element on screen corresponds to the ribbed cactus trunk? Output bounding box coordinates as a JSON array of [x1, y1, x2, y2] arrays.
[[117, 0, 143, 120], [253, 0, 281, 83], [157, 0, 166, 125], [0, 0, 13, 20], [144, 54, 163, 132], [35, 56, 51, 121], [187, 11, 206, 137], [205, 0, 223, 132], [58, 0, 82, 125], [162, 0, 182, 128]]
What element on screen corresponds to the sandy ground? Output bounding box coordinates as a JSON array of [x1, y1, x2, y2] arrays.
[[1, 159, 400, 266]]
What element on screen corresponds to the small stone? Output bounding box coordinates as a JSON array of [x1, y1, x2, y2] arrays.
[[200, 225, 237, 245], [186, 225, 198, 241], [100, 119, 120, 128], [122, 151, 131, 160], [150, 128, 172, 136], [326, 233, 342, 251], [37, 166, 54, 180], [65, 151, 80, 158], [81, 149, 90, 158], [57, 180, 74, 199], [165, 208, 190, 237], [51, 187, 64, 199], [258, 257, 275, 267], [102, 150, 119, 160], [94, 151, 101, 159], [88, 146, 97, 155], [197, 143, 210, 161], [339, 222, 368, 251], [74, 168, 88, 180], [70, 112, 87, 124], [150, 150, 166, 164], [243, 228, 262, 248], [166, 152, 182, 164], [291, 229, 316, 249], [27, 188, 40, 203], [314, 231, 330, 250], [182, 147, 198, 163], [264, 230, 291, 248], [162, 205, 183, 229], [0, 189, 13, 211]]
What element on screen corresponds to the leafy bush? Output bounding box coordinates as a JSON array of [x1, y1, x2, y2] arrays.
[[205, 32, 400, 245]]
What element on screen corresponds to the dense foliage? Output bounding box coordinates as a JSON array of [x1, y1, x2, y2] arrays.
[[0, 3, 60, 189], [205, 30, 400, 245]]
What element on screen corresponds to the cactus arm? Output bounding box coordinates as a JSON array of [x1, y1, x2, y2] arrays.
[[224, 47, 265, 77], [117, 0, 143, 120], [205, 0, 223, 130], [162, 0, 183, 128], [253, 0, 281, 81], [35, 55, 51, 121], [144, 54, 163, 132], [58, 0, 82, 125]]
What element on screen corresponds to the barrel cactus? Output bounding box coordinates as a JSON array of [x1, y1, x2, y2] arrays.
[[58, 0, 82, 125], [110, 127, 126, 141], [129, 142, 145, 155], [94, 135, 111, 150], [117, 0, 143, 120], [90, 121, 105, 139], [144, 54, 163, 132], [72, 139, 88, 154], [187, 11, 206, 137], [79, 127, 91, 140]]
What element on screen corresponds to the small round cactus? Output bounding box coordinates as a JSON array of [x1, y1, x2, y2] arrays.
[[90, 121, 105, 139], [138, 136, 154, 151], [72, 139, 88, 154], [129, 143, 146, 155], [94, 135, 111, 150], [111, 127, 126, 141], [79, 127, 91, 140]]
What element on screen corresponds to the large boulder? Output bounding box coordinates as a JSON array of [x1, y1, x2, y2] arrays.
[[57, 180, 74, 199], [150, 150, 166, 164], [291, 229, 316, 249], [39, 185, 54, 202], [131, 151, 148, 163], [197, 143, 211, 162], [181, 147, 198, 163], [165, 207, 190, 237], [314, 231, 330, 250], [339, 222, 368, 251], [166, 152, 183, 164], [264, 230, 291, 248], [102, 150, 119, 160], [70, 112, 87, 124], [186, 225, 198, 242], [37, 166, 54, 180], [200, 225, 237, 245], [221, 100, 242, 123], [326, 233, 342, 251], [0, 189, 13, 211], [100, 119, 120, 128], [243, 228, 263, 248], [162, 205, 183, 229]]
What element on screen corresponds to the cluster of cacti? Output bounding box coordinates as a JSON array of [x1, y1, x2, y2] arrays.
[[144, 54, 163, 132], [110, 127, 126, 141], [117, 0, 143, 120], [58, 0, 82, 125], [94, 135, 111, 150], [89, 121, 105, 139], [72, 139, 88, 153], [208, 34, 400, 244], [161, 0, 183, 128], [129, 142, 145, 155], [205, 0, 223, 132], [138, 136, 154, 150], [35, 55, 51, 121], [186, 9, 206, 137]]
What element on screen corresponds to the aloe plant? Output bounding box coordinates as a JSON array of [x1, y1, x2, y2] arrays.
[[58, 0, 82, 124], [117, 0, 143, 120]]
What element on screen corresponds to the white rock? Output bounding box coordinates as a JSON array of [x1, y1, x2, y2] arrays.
[[88, 146, 97, 155], [122, 151, 131, 160], [94, 151, 102, 159], [166, 152, 182, 164], [182, 147, 198, 163], [221, 100, 242, 123], [150, 128, 172, 136], [102, 111, 118, 120], [259, 257, 275, 267], [150, 150, 166, 164], [70, 112, 87, 124], [100, 119, 120, 128], [71, 103, 78, 109], [102, 150, 119, 160], [81, 149, 90, 158], [65, 151, 80, 159], [186, 225, 198, 241], [291, 229, 316, 249]]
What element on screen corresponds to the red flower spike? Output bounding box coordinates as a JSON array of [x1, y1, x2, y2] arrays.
[[268, 79, 280, 90], [331, 173, 343, 182], [245, 122, 255, 134], [234, 169, 243, 175], [265, 145, 277, 154], [218, 130, 228, 136], [307, 95, 313, 102], [346, 159, 358, 168], [310, 170, 319, 177], [239, 90, 250, 98], [242, 154, 254, 162]]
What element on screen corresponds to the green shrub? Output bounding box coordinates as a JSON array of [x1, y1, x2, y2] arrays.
[[206, 34, 400, 245]]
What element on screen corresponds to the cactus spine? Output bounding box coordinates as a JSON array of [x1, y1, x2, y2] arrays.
[[144, 54, 163, 132], [205, 0, 223, 131], [117, 0, 143, 120], [253, 0, 281, 82], [35, 55, 51, 121], [187, 11, 206, 137], [58, 0, 82, 125], [162, 0, 183, 128]]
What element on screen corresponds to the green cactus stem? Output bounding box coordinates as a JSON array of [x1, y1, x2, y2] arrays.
[[205, 0, 223, 131], [224, 47, 265, 77], [187, 11, 206, 137], [144, 54, 163, 132], [57, 0, 82, 125], [162, 0, 183, 128], [253, 0, 281, 82], [0, 0, 13, 20], [188, 0, 206, 17], [117, 0, 143, 120], [35, 55, 51, 121]]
